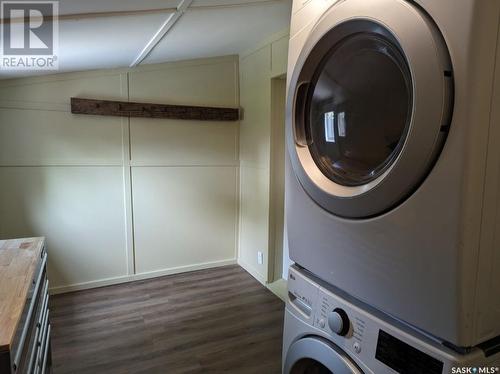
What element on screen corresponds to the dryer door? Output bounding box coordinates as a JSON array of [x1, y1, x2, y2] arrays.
[[287, 0, 453, 218], [284, 336, 363, 374]]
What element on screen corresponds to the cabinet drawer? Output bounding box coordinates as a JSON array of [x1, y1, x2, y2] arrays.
[[25, 288, 49, 374], [40, 325, 51, 374], [12, 253, 48, 373], [34, 307, 50, 374], [15, 279, 47, 373]]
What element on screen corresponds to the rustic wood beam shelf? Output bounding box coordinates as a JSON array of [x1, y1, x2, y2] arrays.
[[71, 98, 240, 121]]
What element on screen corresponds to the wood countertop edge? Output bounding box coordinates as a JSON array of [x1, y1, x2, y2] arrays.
[[0, 237, 45, 352]]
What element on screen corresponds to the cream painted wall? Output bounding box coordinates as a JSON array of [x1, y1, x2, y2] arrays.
[[0, 70, 129, 291], [128, 59, 239, 277], [238, 32, 289, 284], [270, 77, 287, 282], [0, 56, 240, 292]]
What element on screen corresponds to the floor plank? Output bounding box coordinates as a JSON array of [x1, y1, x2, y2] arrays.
[[49, 265, 285, 374]]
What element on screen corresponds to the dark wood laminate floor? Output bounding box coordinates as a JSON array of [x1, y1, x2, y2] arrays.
[[49, 265, 285, 374]]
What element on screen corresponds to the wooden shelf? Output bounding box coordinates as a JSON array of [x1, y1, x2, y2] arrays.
[[71, 97, 240, 121]]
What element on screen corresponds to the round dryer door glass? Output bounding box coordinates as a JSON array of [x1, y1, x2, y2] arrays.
[[307, 33, 413, 186], [287, 6, 453, 218]]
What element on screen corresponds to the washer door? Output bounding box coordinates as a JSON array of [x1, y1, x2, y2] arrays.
[[287, 0, 453, 218], [284, 336, 363, 374]]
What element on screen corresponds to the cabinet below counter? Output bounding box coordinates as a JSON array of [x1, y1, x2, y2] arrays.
[[0, 237, 52, 374]]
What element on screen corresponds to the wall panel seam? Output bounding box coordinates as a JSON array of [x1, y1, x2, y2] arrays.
[[122, 71, 136, 276]]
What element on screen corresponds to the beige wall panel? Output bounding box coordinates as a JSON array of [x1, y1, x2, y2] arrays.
[[0, 73, 126, 107], [271, 36, 290, 77], [238, 33, 289, 283], [0, 167, 128, 289], [269, 78, 287, 281], [0, 57, 240, 291], [238, 165, 270, 278], [238, 46, 272, 282], [130, 119, 238, 166], [239, 46, 272, 168], [132, 166, 238, 274], [0, 108, 124, 166], [129, 58, 238, 107]]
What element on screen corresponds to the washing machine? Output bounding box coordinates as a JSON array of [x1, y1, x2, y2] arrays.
[[285, 0, 500, 349], [283, 265, 500, 373]]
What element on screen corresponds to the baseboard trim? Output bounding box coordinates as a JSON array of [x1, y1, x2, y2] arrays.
[[49, 258, 237, 295], [133, 259, 237, 282], [237, 258, 266, 285]]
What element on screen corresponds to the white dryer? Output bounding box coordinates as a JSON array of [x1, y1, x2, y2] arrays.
[[285, 0, 500, 348], [283, 265, 500, 373]]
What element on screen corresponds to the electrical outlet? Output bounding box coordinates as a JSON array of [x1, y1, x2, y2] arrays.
[[257, 251, 264, 265]]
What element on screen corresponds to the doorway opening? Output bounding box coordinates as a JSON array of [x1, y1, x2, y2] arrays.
[[268, 75, 287, 289]]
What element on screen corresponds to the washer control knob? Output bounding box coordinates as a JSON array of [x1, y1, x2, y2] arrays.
[[328, 308, 350, 336]]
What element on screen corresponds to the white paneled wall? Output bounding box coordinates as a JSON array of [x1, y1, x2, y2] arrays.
[[0, 167, 128, 288], [129, 119, 238, 166], [129, 58, 239, 277], [238, 32, 289, 284], [132, 166, 238, 274], [0, 56, 239, 292], [0, 71, 129, 291], [0, 109, 125, 166]]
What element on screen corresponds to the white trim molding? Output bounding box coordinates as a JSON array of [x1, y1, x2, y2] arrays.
[[49, 258, 237, 295]]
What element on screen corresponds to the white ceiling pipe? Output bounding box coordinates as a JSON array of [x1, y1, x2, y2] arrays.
[[129, 0, 194, 67]]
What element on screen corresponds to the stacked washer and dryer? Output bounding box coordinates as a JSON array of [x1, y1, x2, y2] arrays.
[[283, 0, 500, 372]]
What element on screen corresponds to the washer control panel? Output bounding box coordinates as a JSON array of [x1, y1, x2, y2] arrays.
[[328, 308, 350, 336], [286, 266, 488, 373], [313, 291, 366, 346], [287, 266, 320, 322]]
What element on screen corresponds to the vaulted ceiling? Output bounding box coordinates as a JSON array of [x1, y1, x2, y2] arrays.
[[0, 0, 292, 78]]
